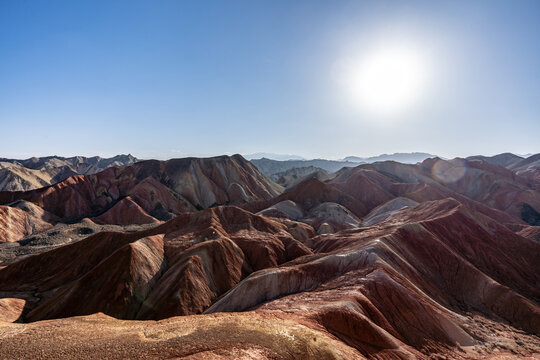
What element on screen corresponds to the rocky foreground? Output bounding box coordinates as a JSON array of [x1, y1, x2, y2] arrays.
[[0, 154, 539, 359]]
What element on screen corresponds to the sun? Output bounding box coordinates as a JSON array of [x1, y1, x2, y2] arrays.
[[347, 45, 429, 116]]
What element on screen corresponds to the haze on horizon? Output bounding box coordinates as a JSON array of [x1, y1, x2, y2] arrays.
[[1, 0, 539, 160]]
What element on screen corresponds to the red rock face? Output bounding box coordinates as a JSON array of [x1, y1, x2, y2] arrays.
[[25, 235, 166, 320], [330, 168, 395, 211], [0, 206, 31, 242], [0, 204, 56, 242], [428, 159, 540, 220], [0, 298, 25, 322], [244, 178, 369, 217], [517, 225, 540, 242], [92, 196, 160, 225], [414, 158, 540, 222]]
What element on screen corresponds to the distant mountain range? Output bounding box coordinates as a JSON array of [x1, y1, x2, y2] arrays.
[[245, 152, 437, 163], [342, 152, 437, 164], [251, 158, 361, 176], [251, 152, 438, 177], [243, 153, 306, 161]]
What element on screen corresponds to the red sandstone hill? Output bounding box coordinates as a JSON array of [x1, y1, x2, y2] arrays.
[[1, 199, 539, 359], [0, 154, 139, 192], [245, 158, 530, 233], [326, 158, 537, 227], [92, 196, 160, 225], [0, 155, 282, 226], [0, 206, 311, 322], [208, 201, 539, 350], [0, 201, 58, 242], [419, 158, 540, 220], [244, 178, 368, 217], [0, 206, 31, 243]]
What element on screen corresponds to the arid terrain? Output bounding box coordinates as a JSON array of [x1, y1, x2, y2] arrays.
[[0, 153, 539, 359], [0, 154, 138, 192]]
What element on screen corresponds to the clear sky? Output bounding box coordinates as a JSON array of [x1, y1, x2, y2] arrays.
[[1, 0, 539, 160]]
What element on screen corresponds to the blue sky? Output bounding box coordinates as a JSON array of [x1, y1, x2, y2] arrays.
[[1, 0, 539, 160]]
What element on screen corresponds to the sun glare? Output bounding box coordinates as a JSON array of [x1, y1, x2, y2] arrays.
[[347, 45, 429, 116]]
